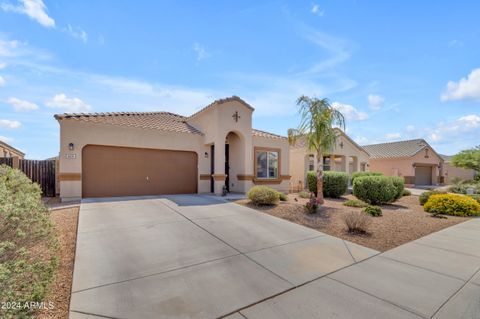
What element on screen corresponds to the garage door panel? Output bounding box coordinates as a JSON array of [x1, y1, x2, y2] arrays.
[[82, 145, 197, 198], [415, 166, 432, 186]]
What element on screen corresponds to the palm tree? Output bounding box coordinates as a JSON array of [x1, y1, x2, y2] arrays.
[[288, 96, 345, 204]]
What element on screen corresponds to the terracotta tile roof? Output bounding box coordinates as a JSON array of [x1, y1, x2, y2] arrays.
[[54, 112, 203, 135], [252, 129, 287, 140], [188, 96, 254, 119], [362, 139, 430, 159]]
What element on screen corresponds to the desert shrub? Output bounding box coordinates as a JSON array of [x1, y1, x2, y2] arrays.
[[419, 190, 446, 205], [389, 176, 405, 201], [343, 199, 369, 208], [363, 205, 382, 217], [306, 171, 348, 198], [307, 171, 317, 195], [351, 171, 383, 184], [352, 176, 397, 205], [323, 171, 348, 198], [0, 165, 58, 318], [298, 191, 310, 198], [277, 192, 288, 201], [424, 194, 480, 217], [305, 196, 320, 214], [449, 182, 480, 194], [468, 194, 480, 204], [247, 186, 279, 205], [343, 211, 371, 234], [402, 189, 411, 196]]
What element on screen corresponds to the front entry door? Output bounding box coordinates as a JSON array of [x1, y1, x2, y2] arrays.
[[225, 144, 230, 192]]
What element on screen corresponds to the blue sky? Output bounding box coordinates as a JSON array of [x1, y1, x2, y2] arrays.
[[0, 0, 479, 159]]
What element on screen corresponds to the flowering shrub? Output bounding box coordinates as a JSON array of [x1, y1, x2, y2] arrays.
[[305, 196, 320, 213], [424, 194, 480, 217]]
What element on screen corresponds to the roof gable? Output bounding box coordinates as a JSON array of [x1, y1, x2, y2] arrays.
[[362, 139, 441, 159], [187, 96, 254, 119]]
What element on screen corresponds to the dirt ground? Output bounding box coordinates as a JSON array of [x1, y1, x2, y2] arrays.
[[37, 207, 79, 319], [236, 193, 470, 252]]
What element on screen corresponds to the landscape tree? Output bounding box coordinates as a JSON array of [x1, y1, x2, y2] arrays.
[[288, 96, 345, 204], [452, 145, 480, 173]]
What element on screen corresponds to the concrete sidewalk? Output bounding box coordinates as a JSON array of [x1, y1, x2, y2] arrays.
[[236, 218, 480, 319]]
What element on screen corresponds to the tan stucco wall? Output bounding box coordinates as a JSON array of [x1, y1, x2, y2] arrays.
[[289, 131, 370, 190], [368, 147, 444, 185], [0, 145, 24, 159], [444, 162, 476, 183], [57, 99, 291, 200]]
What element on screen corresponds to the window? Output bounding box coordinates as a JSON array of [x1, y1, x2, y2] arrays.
[[308, 155, 314, 171], [256, 149, 279, 179], [323, 156, 331, 171]]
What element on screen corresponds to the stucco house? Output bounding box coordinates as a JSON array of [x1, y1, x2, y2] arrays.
[[289, 128, 370, 191], [0, 140, 25, 159], [363, 139, 444, 186], [55, 96, 290, 201], [441, 155, 477, 184]]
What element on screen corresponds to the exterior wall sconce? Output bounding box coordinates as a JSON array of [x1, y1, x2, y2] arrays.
[[204, 152, 208, 158], [68, 143, 75, 151]]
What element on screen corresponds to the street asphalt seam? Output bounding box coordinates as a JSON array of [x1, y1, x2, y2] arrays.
[[71, 253, 241, 294], [327, 276, 428, 319], [378, 255, 472, 282], [70, 309, 123, 319], [429, 266, 480, 318], [158, 199, 297, 287]]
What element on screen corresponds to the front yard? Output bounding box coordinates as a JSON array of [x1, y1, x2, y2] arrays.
[[236, 193, 470, 252]]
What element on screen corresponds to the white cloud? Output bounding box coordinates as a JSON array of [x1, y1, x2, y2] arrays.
[[385, 132, 401, 140], [0, 75, 5, 86], [45, 93, 91, 112], [63, 24, 88, 43], [0, 135, 14, 143], [0, 62, 6, 69], [441, 68, 480, 101], [367, 94, 384, 110], [1, 0, 55, 27], [405, 125, 415, 133], [448, 40, 463, 47], [193, 42, 211, 61], [332, 102, 368, 121], [429, 132, 441, 142], [457, 114, 480, 129], [0, 119, 21, 129], [7, 97, 38, 111], [311, 4, 324, 16]]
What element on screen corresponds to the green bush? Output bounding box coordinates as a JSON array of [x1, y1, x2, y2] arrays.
[[402, 189, 412, 196], [247, 186, 279, 205], [306, 170, 348, 198], [388, 176, 405, 201], [352, 176, 397, 205], [307, 171, 317, 195], [0, 165, 58, 318], [424, 194, 480, 217], [363, 205, 383, 217], [351, 171, 383, 184], [343, 212, 371, 234], [343, 199, 369, 208], [419, 190, 446, 205], [323, 171, 348, 198], [298, 191, 310, 198], [277, 192, 288, 201], [449, 182, 480, 194]]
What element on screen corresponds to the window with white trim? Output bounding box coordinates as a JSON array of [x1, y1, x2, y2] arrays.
[[256, 150, 279, 179]]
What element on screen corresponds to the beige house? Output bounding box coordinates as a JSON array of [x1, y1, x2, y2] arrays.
[[55, 96, 290, 201], [289, 128, 370, 191], [363, 139, 444, 186], [441, 155, 476, 184], [0, 140, 25, 159]]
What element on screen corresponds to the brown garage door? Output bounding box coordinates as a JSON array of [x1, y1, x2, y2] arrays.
[[82, 145, 197, 198], [415, 166, 432, 185]]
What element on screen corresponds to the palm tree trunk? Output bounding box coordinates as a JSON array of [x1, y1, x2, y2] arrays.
[[316, 151, 324, 204]]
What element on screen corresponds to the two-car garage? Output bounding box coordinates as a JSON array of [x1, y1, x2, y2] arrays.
[[82, 145, 198, 198]]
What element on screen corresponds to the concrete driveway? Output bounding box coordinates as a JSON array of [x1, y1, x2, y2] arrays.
[[69, 195, 377, 319]]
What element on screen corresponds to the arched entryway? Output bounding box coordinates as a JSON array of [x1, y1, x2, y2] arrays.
[[224, 131, 246, 193]]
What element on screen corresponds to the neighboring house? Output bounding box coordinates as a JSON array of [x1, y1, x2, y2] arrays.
[[441, 155, 476, 184], [363, 139, 444, 186], [289, 128, 370, 191], [0, 140, 25, 159], [55, 96, 290, 201]]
